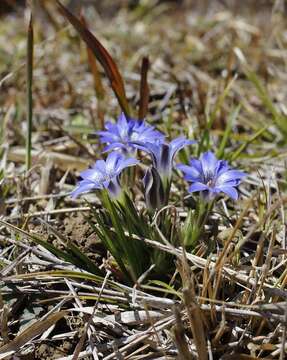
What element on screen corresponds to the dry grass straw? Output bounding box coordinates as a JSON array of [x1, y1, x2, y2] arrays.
[[1, 0, 287, 359]]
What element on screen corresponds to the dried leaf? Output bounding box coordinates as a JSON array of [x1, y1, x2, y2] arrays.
[[138, 56, 149, 120], [8, 147, 89, 171], [80, 12, 105, 129], [221, 356, 262, 360], [56, 1, 130, 118], [104, 310, 166, 325], [0, 311, 68, 359]]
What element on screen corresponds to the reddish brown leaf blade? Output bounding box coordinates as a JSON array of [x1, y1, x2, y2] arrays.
[[56, 0, 130, 117], [80, 13, 105, 101], [138, 56, 149, 120], [80, 12, 105, 129]]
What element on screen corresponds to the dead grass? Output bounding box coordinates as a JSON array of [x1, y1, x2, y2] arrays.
[[1, 1, 287, 359]]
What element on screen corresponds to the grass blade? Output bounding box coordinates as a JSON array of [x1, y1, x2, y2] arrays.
[[230, 125, 268, 161], [246, 69, 287, 136], [216, 105, 241, 159], [88, 209, 131, 281], [198, 75, 237, 155], [67, 241, 104, 276], [26, 12, 33, 170], [101, 194, 142, 280]]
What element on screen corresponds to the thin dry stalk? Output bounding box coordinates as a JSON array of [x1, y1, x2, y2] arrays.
[[183, 286, 208, 360], [172, 305, 193, 360]]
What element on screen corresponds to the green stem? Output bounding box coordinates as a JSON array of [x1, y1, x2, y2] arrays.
[[187, 197, 215, 247]]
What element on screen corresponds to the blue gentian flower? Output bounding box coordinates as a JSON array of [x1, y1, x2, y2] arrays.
[[177, 151, 246, 200], [143, 166, 165, 210], [135, 137, 195, 181], [71, 151, 138, 199], [97, 113, 165, 153]]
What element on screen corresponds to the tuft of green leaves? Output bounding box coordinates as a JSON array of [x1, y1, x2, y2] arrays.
[[88, 190, 180, 283], [89, 191, 151, 283], [181, 199, 214, 249]]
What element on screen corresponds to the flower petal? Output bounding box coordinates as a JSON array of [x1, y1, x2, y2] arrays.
[[117, 157, 139, 173], [107, 178, 121, 198], [71, 180, 100, 198], [201, 151, 218, 177], [169, 137, 194, 164], [215, 160, 229, 176], [79, 169, 103, 183], [133, 141, 160, 166], [96, 130, 119, 142], [188, 182, 209, 193], [92, 160, 107, 174], [106, 152, 122, 173], [159, 143, 170, 173], [97, 113, 164, 152], [177, 164, 202, 182], [216, 170, 246, 186], [143, 167, 165, 210], [102, 142, 125, 152], [188, 158, 201, 171], [214, 185, 239, 200]]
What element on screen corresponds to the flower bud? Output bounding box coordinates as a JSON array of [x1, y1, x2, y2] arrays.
[[143, 167, 165, 211]]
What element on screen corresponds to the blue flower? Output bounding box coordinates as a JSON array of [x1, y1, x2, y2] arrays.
[[143, 166, 165, 210], [71, 152, 138, 199], [177, 151, 246, 200], [97, 113, 165, 153], [135, 137, 195, 181]]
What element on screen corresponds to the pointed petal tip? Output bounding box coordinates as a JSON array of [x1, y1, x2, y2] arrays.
[[188, 182, 209, 193]]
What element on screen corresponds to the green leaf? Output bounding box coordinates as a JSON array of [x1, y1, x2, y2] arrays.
[[144, 280, 182, 298], [101, 193, 144, 280], [88, 209, 131, 281], [230, 125, 268, 161], [198, 76, 237, 154], [66, 241, 104, 276]]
